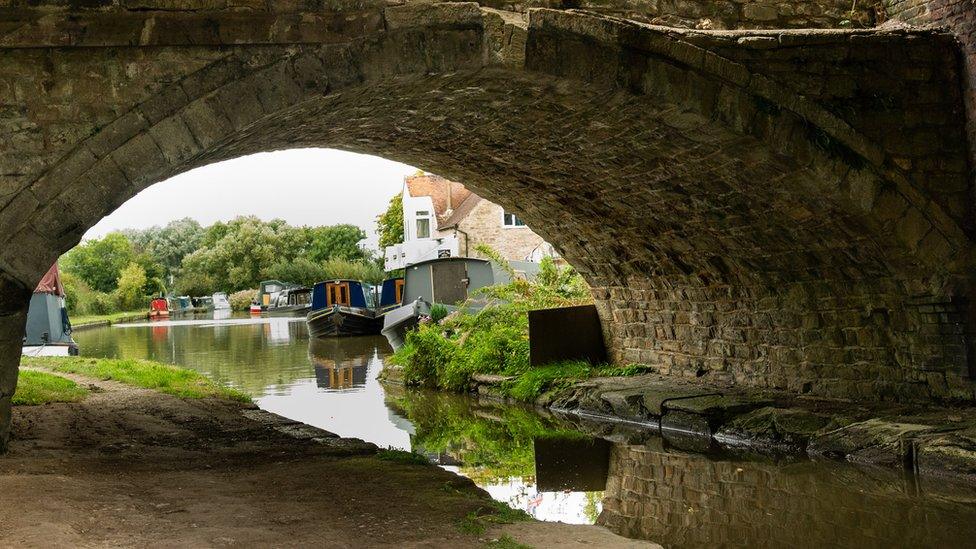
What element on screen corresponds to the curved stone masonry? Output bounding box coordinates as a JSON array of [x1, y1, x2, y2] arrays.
[[0, 2, 973, 449]]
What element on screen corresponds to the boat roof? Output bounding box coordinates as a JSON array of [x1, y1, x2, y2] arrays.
[[34, 263, 65, 297], [312, 279, 368, 287], [404, 256, 491, 270]]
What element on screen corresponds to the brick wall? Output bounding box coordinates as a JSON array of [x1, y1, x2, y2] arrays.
[[444, 198, 548, 262], [884, 0, 976, 219]]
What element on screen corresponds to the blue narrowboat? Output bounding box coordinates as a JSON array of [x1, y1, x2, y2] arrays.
[[378, 277, 405, 314], [306, 280, 382, 338]]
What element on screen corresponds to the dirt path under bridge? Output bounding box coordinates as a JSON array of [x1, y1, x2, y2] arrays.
[[0, 373, 653, 548]]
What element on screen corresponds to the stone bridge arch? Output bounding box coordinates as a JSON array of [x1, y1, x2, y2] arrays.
[[0, 1, 974, 448]]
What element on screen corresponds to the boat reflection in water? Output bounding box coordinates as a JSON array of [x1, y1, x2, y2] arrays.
[[308, 337, 377, 392]]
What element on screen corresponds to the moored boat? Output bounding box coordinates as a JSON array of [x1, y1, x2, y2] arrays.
[[22, 263, 79, 357], [169, 295, 193, 315], [378, 277, 405, 314], [380, 257, 540, 350], [149, 297, 170, 319], [251, 280, 292, 313], [267, 286, 312, 315], [212, 292, 231, 311], [306, 280, 382, 338]]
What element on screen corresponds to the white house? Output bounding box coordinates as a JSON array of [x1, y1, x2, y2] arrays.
[[384, 174, 557, 270]]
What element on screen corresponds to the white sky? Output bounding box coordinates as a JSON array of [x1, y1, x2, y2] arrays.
[[84, 148, 416, 252]]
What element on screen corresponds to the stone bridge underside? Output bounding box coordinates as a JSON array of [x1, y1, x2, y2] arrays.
[[0, 1, 974, 447]]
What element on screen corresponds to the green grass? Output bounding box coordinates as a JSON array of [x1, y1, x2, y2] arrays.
[[22, 357, 251, 403], [71, 310, 146, 326], [458, 500, 533, 536], [376, 448, 431, 465], [13, 370, 89, 405]]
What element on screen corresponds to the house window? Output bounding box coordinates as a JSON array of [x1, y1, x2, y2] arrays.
[[415, 210, 431, 239], [503, 211, 526, 227]]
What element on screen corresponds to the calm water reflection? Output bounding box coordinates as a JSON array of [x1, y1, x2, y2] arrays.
[[74, 314, 976, 547]]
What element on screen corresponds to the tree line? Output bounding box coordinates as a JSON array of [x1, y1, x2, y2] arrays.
[[60, 216, 384, 316]]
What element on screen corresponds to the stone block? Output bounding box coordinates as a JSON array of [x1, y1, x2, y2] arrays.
[[87, 111, 150, 158], [385, 2, 483, 30], [110, 132, 170, 189], [181, 97, 234, 150]]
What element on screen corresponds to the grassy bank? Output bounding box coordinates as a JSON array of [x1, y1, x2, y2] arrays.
[[389, 254, 652, 402], [22, 357, 250, 403], [12, 370, 90, 405], [71, 310, 146, 327]]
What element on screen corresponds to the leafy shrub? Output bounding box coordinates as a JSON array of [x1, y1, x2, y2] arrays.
[[394, 323, 457, 388], [115, 262, 148, 311], [429, 303, 449, 323], [61, 271, 96, 315], [376, 448, 430, 465], [88, 292, 120, 315], [229, 289, 257, 311], [263, 257, 386, 286], [393, 248, 598, 398]]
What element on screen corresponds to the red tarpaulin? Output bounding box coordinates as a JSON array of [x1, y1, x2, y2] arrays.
[[34, 263, 65, 297]]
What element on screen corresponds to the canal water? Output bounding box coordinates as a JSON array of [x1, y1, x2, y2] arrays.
[[74, 314, 976, 548]]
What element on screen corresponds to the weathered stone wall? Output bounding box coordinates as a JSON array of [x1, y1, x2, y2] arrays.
[[883, 0, 976, 222], [445, 199, 548, 261], [0, 4, 972, 459], [704, 28, 971, 231], [480, 0, 875, 29], [0, 0, 874, 34], [598, 443, 976, 547]]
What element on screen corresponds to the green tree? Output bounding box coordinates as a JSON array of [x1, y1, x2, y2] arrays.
[[304, 224, 370, 262], [178, 216, 294, 292], [263, 257, 385, 286], [115, 262, 147, 310], [376, 192, 404, 249], [60, 232, 134, 293], [124, 217, 204, 282]]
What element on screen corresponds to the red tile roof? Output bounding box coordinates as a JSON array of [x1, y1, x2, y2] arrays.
[[405, 174, 477, 225]]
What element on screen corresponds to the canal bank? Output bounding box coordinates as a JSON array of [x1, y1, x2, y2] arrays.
[[2, 365, 648, 548], [381, 365, 976, 483], [65, 316, 976, 546]]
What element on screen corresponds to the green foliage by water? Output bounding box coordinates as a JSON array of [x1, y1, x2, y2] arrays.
[[115, 262, 148, 311], [178, 216, 373, 293], [23, 357, 251, 403], [60, 216, 381, 317], [229, 289, 257, 311], [376, 448, 431, 465], [61, 232, 135, 293], [263, 257, 385, 286], [12, 370, 89, 405], [376, 192, 404, 249], [390, 254, 597, 400], [387, 387, 584, 483]]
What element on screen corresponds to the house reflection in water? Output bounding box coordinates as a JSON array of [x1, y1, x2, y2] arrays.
[[308, 337, 377, 391], [263, 318, 298, 345]]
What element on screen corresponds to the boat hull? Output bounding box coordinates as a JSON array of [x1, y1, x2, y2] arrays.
[[306, 306, 382, 338], [22, 342, 79, 357], [381, 300, 429, 350], [266, 304, 312, 316]]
